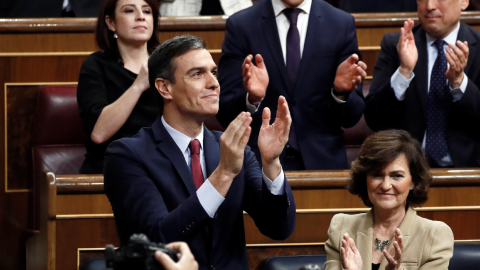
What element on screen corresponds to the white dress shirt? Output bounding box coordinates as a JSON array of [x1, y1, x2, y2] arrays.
[[246, 0, 344, 112], [161, 116, 285, 218], [390, 23, 467, 166]]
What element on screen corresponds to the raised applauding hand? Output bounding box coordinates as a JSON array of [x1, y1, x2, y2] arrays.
[[384, 228, 404, 270], [397, 19, 418, 79], [340, 233, 363, 270], [243, 54, 269, 104], [258, 96, 291, 179], [333, 54, 367, 97], [445, 40, 469, 88]]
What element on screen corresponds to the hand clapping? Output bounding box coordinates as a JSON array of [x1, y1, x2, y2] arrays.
[[384, 228, 404, 270], [340, 233, 363, 270], [243, 54, 269, 104], [397, 19, 418, 79], [257, 96, 291, 179], [445, 40, 469, 88], [333, 54, 367, 96]]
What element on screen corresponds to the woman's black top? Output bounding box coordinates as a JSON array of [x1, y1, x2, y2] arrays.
[[372, 263, 380, 270], [77, 51, 158, 174]]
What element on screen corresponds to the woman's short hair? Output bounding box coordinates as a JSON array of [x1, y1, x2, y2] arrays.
[[348, 129, 432, 208], [95, 0, 160, 62]]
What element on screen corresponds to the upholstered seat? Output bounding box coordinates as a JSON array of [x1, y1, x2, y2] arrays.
[[31, 85, 86, 231]]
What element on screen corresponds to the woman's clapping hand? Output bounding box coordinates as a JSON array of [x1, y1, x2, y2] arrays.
[[341, 233, 363, 270]]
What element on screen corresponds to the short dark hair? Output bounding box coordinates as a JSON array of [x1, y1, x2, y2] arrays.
[[148, 35, 206, 112], [95, 0, 160, 62], [348, 130, 432, 208]]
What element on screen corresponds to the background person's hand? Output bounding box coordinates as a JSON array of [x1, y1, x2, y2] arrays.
[[445, 40, 469, 88], [155, 242, 198, 270], [397, 19, 418, 79], [243, 54, 269, 104], [333, 54, 367, 97], [132, 61, 151, 93]]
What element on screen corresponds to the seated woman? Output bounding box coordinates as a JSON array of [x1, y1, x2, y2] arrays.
[[77, 0, 160, 174], [325, 130, 454, 270]]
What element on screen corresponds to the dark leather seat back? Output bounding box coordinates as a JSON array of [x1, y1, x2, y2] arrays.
[[263, 255, 327, 270], [31, 85, 86, 230], [450, 243, 480, 270]]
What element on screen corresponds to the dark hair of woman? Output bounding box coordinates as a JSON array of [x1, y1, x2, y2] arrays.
[[348, 129, 432, 208], [95, 0, 160, 62]]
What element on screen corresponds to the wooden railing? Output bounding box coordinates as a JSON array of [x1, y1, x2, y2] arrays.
[[26, 169, 480, 270]]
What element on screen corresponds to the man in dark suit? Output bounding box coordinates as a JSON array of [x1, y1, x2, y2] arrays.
[[217, 0, 367, 170], [104, 35, 296, 270], [365, 0, 480, 167]]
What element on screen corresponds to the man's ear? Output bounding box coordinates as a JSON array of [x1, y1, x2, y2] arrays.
[[461, 0, 470, 11], [105, 15, 116, 33], [156, 78, 173, 100]]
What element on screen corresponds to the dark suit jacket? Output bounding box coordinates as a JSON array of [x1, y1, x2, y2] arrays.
[[217, 0, 365, 170], [365, 23, 480, 167], [2, 0, 100, 17], [339, 0, 417, 13], [104, 117, 296, 270]]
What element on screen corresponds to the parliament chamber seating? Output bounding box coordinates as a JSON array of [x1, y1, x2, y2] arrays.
[[27, 169, 480, 270], [30, 85, 87, 232], [261, 243, 480, 270]]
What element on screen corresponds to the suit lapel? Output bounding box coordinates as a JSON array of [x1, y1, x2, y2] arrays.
[[413, 27, 429, 116], [294, 0, 322, 94], [203, 127, 220, 178], [356, 210, 374, 270], [152, 118, 197, 196], [261, 0, 291, 99], [457, 23, 477, 76]]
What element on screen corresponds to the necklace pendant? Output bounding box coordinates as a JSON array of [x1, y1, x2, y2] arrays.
[[375, 238, 390, 251]]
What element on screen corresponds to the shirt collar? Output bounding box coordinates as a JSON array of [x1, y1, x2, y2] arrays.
[[272, 0, 312, 17], [426, 22, 461, 48], [161, 116, 204, 153]]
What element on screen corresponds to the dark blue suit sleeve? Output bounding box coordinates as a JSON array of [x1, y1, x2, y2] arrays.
[[217, 17, 250, 129], [364, 32, 406, 131], [104, 140, 211, 244], [242, 149, 296, 240]]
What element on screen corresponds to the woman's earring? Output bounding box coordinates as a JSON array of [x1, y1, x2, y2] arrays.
[[113, 33, 118, 39]]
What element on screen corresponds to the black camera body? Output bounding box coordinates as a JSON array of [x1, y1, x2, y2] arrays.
[[105, 234, 178, 270]]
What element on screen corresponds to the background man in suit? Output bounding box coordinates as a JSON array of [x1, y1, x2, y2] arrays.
[[365, 0, 480, 167], [104, 35, 296, 270], [217, 0, 367, 170]]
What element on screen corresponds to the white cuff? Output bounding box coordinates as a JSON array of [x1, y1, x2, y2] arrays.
[[391, 68, 415, 101], [246, 93, 263, 114], [197, 179, 225, 218], [330, 88, 347, 104], [262, 167, 285, 195], [449, 73, 468, 102]]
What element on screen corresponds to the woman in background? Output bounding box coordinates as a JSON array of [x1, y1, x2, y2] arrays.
[[325, 130, 453, 270], [77, 0, 160, 174]]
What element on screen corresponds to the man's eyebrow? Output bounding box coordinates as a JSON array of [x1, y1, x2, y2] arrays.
[[187, 66, 206, 73]]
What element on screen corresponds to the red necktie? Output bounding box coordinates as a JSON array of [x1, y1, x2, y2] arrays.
[[189, 139, 204, 189]]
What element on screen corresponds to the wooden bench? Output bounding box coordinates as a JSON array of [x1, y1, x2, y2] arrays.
[[27, 169, 480, 270]]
